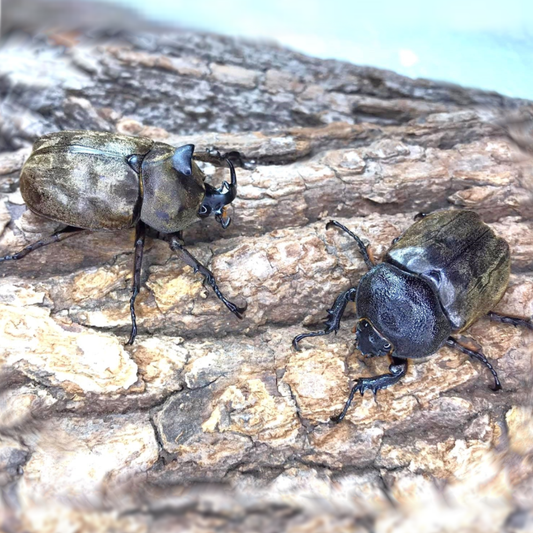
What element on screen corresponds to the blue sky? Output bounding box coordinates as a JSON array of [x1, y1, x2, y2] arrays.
[[110, 0, 533, 99]]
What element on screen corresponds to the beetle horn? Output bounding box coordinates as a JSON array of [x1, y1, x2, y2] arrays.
[[172, 144, 194, 176], [198, 158, 237, 229]]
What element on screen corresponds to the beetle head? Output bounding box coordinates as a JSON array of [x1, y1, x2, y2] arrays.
[[198, 159, 237, 229], [355, 318, 393, 357]]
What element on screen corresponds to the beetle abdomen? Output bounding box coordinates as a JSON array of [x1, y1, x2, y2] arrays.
[[385, 210, 510, 331], [21, 131, 153, 230]]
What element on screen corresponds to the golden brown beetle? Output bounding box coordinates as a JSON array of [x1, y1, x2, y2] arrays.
[[1, 131, 246, 343]]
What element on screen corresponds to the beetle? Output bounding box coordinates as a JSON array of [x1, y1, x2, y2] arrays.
[[0, 130, 246, 344], [293, 210, 532, 422]]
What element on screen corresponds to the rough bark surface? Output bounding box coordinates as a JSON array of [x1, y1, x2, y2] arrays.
[[1, 25, 533, 533]]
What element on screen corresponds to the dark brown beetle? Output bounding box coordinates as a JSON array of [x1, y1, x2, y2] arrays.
[[1, 131, 246, 343], [293, 210, 532, 422]]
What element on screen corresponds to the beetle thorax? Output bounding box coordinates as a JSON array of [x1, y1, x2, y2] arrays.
[[140, 143, 206, 234], [356, 263, 452, 359]]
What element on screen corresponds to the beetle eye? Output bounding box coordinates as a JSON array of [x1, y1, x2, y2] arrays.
[[126, 154, 142, 174]]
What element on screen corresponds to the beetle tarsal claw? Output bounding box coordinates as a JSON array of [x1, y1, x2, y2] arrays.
[[292, 336, 303, 351], [232, 302, 247, 319], [215, 206, 231, 229]]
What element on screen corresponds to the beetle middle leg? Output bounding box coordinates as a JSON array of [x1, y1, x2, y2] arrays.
[[0, 226, 86, 263], [165, 234, 246, 319], [126, 221, 146, 346], [326, 220, 375, 269], [446, 336, 501, 391], [331, 356, 408, 423], [292, 287, 358, 350]]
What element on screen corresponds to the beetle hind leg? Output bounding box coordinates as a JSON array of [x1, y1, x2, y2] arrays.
[[0, 226, 85, 263], [166, 234, 246, 319], [487, 311, 533, 330], [292, 287, 357, 350], [331, 356, 408, 423], [446, 336, 501, 391], [126, 221, 146, 346]]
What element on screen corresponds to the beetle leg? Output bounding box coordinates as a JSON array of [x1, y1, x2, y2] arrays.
[[193, 148, 244, 168], [126, 221, 146, 346], [331, 356, 408, 423], [446, 336, 501, 391], [486, 311, 533, 330], [326, 220, 374, 269], [292, 287, 358, 350], [166, 234, 246, 319], [0, 227, 85, 262]]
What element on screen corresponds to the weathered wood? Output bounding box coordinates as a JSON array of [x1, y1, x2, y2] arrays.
[[0, 24, 532, 533]]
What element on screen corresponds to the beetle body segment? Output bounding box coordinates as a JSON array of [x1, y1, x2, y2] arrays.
[[140, 143, 206, 233], [356, 263, 452, 359], [385, 210, 510, 331], [21, 131, 154, 231], [20, 131, 207, 234]]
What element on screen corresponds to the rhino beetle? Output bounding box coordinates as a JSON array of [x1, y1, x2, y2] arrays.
[[293, 210, 532, 422], [0, 131, 246, 344]]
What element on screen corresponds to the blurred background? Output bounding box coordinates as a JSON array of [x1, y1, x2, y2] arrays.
[[2, 0, 533, 99]]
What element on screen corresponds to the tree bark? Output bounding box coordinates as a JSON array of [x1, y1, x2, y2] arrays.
[[0, 22, 533, 533]]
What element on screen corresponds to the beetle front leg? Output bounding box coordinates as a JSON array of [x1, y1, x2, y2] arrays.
[[331, 356, 408, 423], [486, 311, 533, 330], [0, 227, 86, 263], [193, 148, 244, 168], [446, 336, 501, 391], [326, 220, 375, 269], [292, 287, 358, 350], [126, 221, 146, 346], [166, 234, 246, 319]]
